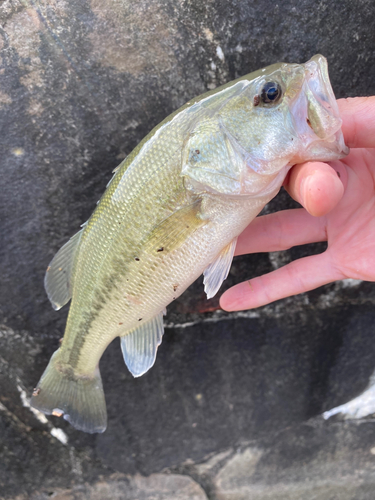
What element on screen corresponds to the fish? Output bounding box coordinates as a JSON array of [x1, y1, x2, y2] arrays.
[[30, 54, 349, 433]]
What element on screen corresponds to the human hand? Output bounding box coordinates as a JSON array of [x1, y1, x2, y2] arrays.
[[220, 97, 375, 311]]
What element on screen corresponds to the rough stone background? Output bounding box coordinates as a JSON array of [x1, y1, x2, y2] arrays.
[[1, 0, 375, 498]]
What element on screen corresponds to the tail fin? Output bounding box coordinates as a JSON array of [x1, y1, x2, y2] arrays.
[[30, 350, 107, 433]]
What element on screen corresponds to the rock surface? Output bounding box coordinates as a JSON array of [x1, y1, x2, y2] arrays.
[[1, 0, 375, 498], [28, 474, 208, 500], [212, 422, 375, 499]]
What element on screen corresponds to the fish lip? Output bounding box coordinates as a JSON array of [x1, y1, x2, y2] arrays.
[[290, 54, 349, 160], [304, 55, 338, 107], [303, 134, 350, 162], [339, 142, 350, 157]]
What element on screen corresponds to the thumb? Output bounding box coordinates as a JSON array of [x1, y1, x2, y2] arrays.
[[284, 162, 344, 217]]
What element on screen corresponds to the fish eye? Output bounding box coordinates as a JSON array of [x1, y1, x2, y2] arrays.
[[260, 82, 282, 104]]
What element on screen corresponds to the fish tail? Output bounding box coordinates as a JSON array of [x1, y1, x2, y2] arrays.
[[30, 350, 107, 433]]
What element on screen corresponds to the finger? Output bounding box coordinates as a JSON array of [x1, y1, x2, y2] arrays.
[[220, 251, 344, 311], [284, 162, 344, 217], [338, 97, 375, 149], [235, 208, 327, 256]]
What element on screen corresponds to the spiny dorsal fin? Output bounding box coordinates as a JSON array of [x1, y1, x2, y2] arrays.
[[112, 158, 127, 174], [203, 237, 237, 299], [106, 156, 129, 188], [120, 312, 164, 377], [44, 229, 83, 311]]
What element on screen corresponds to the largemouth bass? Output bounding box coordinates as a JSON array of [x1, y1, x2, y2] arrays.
[[31, 55, 348, 433]]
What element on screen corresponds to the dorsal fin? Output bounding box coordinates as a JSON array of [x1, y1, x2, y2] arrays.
[[203, 237, 237, 299], [120, 312, 164, 377], [44, 229, 83, 310]]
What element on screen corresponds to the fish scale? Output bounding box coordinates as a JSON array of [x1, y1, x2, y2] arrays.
[[31, 55, 349, 433]]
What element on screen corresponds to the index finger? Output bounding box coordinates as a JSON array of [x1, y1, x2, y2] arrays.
[[338, 96, 375, 149]]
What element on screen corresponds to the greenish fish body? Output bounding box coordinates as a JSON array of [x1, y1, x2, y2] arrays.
[[31, 55, 348, 433]]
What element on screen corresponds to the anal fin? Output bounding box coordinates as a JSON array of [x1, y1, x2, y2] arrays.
[[120, 312, 164, 377], [203, 237, 237, 299]]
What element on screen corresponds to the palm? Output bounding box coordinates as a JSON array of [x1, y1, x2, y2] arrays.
[[327, 149, 375, 281], [220, 97, 375, 311]]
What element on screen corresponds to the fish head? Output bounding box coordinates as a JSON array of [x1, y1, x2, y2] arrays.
[[182, 54, 348, 196]]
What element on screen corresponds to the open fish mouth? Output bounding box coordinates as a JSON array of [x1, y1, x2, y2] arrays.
[[291, 54, 349, 161]]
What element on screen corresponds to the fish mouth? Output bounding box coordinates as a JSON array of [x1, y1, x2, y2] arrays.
[[291, 54, 349, 161]]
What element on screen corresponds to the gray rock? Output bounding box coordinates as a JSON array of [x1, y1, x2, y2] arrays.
[[28, 474, 207, 500], [211, 420, 375, 499], [1, 0, 375, 498]]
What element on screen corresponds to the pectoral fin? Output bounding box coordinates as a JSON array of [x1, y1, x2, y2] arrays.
[[120, 312, 164, 377], [145, 200, 207, 254], [203, 237, 237, 299], [44, 229, 84, 310]]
